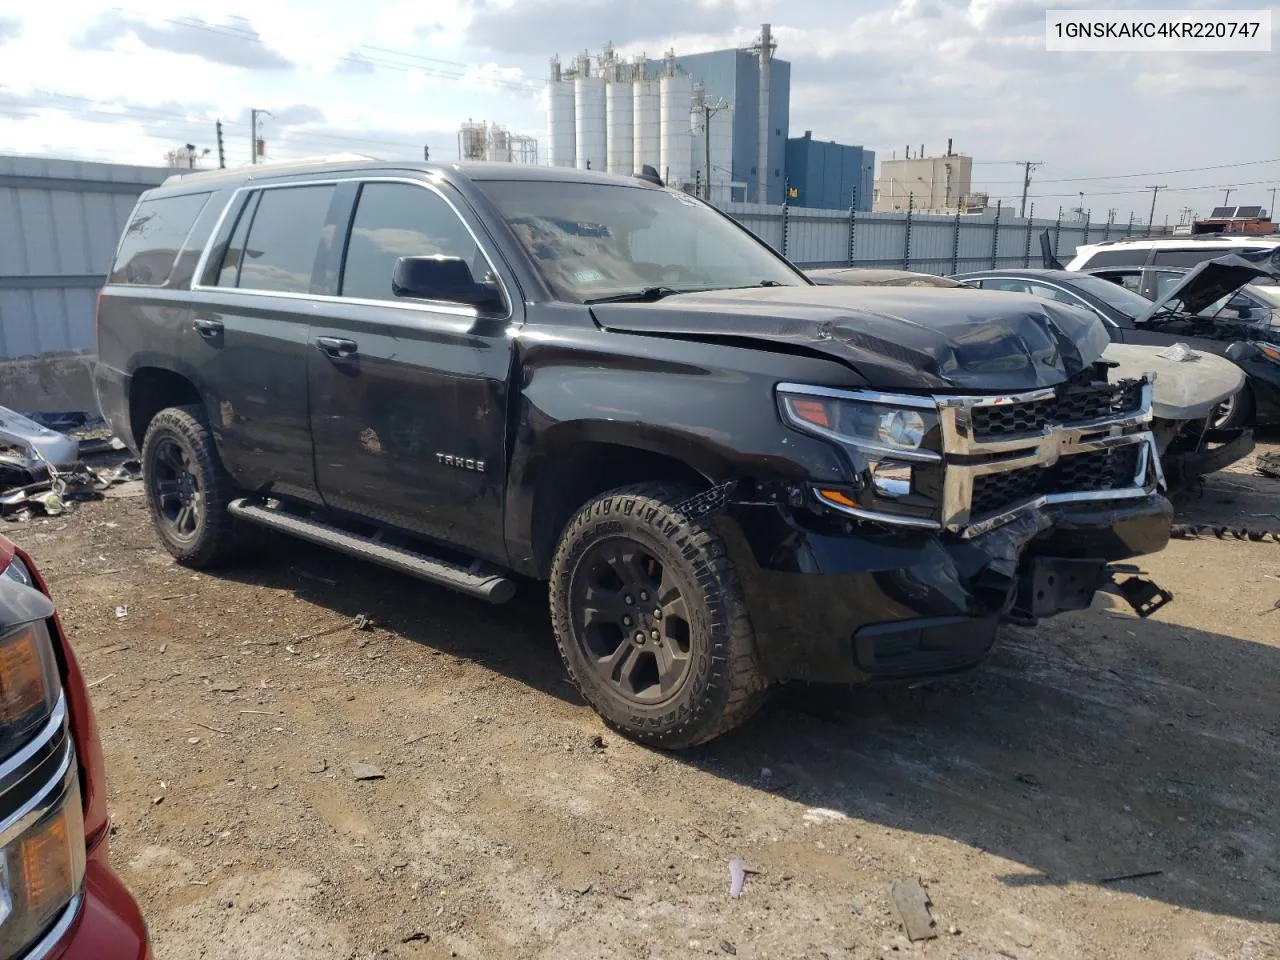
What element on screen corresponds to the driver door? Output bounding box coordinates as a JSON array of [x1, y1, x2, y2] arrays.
[[306, 179, 517, 561]]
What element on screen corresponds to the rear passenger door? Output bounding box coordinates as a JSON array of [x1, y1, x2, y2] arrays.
[[188, 182, 339, 503], [305, 178, 517, 563]]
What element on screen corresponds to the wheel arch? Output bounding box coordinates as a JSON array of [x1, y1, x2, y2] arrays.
[[128, 365, 203, 450], [510, 420, 734, 579]]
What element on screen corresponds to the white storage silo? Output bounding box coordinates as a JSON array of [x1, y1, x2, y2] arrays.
[[574, 74, 607, 171], [605, 79, 634, 175], [659, 72, 693, 189], [632, 75, 661, 174], [545, 79, 576, 168]]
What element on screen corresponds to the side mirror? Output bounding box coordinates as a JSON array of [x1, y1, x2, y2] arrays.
[[391, 256, 504, 313], [1224, 341, 1253, 363]]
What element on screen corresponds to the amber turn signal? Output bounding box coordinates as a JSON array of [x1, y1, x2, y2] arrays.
[[0, 622, 59, 729]]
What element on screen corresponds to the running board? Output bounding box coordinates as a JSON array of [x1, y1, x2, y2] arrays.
[[227, 499, 517, 604]]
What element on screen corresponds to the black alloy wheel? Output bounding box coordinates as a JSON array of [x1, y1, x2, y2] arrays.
[[150, 436, 203, 541], [571, 539, 694, 704]]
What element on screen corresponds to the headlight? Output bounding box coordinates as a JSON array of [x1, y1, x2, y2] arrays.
[[0, 557, 33, 588], [0, 776, 86, 958], [778, 388, 941, 457], [0, 620, 62, 763], [777, 385, 944, 526], [1259, 342, 1280, 364]]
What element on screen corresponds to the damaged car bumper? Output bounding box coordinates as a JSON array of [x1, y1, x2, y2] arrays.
[[716, 367, 1174, 685], [719, 494, 1173, 685]]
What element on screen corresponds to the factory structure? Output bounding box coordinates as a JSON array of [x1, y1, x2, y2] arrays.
[[872, 143, 976, 213], [545, 25, 872, 209], [457, 120, 539, 164]]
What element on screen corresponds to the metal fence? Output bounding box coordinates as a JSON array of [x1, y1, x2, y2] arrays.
[[720, 199, 1165, 274], [0, 154, 170, 360]]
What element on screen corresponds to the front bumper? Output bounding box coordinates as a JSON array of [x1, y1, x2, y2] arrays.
[[718, 493, 1172, 685], [38, 848, 151, 960]]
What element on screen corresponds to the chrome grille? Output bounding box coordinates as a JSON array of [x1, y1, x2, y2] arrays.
[[971, 378, 1146, 441], [970, 446, 1143, 518]]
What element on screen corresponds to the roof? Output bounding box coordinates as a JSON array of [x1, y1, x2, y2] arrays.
[[157, 157, 662, 191], [1075, 234, 1280, 251], [951, 268, 1081, 281]]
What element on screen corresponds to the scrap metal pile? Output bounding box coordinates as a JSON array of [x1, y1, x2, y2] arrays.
[[0, 406, 141, 521]]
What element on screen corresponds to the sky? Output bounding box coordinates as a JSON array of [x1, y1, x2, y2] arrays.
[[0, 0, 1276, 224]]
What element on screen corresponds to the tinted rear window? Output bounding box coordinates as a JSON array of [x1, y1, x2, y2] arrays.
[[109, 192, 211, 286], [235, 185, 336, 293], [1152, 247, 1264, 267], [1076, 249, 1151, 268]]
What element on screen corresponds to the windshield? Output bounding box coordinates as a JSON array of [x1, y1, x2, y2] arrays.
[[475, 180, 806, 302], [1069, 274, 1156, 319]]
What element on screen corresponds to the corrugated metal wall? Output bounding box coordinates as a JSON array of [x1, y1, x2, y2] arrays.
[[0, 154, 170, 360], [722, 201, 1157, 273]]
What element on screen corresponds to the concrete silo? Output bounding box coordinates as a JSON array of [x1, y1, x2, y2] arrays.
[[547, 56, 576, 167]]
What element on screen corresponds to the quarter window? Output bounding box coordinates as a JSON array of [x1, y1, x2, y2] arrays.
[[340, 182, 486, 302], [108, 192, 211, 286], [234, 185, 336, 293]]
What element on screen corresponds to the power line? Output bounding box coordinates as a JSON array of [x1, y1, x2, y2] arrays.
[[974, 157, 1280, 185]]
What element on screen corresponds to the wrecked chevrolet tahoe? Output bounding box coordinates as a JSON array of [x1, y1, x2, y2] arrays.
[[92, 160, 1174, 747]]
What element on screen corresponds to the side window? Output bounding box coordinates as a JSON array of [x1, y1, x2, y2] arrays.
[[1077, 249, 1150, 268], [1153, 272, 1184, 299], [1025, 282, 1079, 304], [983, 279, 1032, 293], [108, 192, 211, 286], [235, 185, 336, 293], [215, 193, 260, 287], [340, 182, 485, 302], [1152, 248, 1260, 267]]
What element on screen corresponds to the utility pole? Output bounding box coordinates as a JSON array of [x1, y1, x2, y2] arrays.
[[1145, 185, 1166, 232], [215, 120, 225, 168], [1017, 161, 1042, 219], [1269, 186, 1276, 219], [250, 108, 271, 164], [1222, 187, 1233, 206], [423, 145, 430, 161]]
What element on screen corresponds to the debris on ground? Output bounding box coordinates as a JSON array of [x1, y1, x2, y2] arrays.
[[720, 941, 737, 955], [1259, 451, 1280, 479], [889, 878, 938, 941], [354, 613, 373, 631], [728, 859, 749, 898], [350, 762, 385, 781], [1097, 869, 1163, 884]]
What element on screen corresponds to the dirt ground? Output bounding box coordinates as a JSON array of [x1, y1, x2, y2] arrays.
[[9, 438, 1280, 960]]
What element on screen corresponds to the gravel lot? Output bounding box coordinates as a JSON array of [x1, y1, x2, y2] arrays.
[[8, 440, 1280, 960]]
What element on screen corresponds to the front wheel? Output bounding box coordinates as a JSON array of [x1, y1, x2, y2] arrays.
[[549, 482, 769, 749], [1212, 385, 1255, 430]]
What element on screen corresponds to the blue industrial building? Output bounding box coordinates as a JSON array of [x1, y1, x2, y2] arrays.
[[638, 48, 791, 206], [784, 132, 875, 211]]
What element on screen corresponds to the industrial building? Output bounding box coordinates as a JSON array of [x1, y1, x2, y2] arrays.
[[457, 121, 538, 164], [784, 132, 874, 211], [547, 25, 790, 204], [873, 144, 974, 213]]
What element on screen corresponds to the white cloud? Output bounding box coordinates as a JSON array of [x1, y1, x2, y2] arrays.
[[0, 0, 1273, 223]]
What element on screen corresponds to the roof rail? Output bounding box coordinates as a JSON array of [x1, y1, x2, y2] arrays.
[[161, 153, 380, 186]]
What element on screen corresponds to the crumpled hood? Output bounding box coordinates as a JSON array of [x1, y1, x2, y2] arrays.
[[590, 285, 1112, 390]]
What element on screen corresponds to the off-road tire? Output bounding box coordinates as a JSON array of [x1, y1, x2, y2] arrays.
[[140, 405, 243, 568], [549, 482, 769, 748]]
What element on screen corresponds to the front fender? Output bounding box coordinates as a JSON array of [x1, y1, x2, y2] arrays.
[[502, 327, 857, 574]]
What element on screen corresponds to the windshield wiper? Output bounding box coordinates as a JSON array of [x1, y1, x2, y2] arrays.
[[584, 286, 691, 304]]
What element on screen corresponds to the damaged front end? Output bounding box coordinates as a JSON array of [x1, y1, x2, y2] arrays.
[[704, 360, 1175, 685]]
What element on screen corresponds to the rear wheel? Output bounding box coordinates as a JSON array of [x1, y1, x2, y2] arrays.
[[141, 405, 243, 567], [549, 482, 768, 748]]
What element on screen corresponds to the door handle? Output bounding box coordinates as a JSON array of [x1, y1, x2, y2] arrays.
[[316, 336, 358, 361], [192, 318, 224, 338]]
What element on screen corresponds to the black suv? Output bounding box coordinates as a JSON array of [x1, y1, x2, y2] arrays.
[[93, 159, 1173, 747]]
